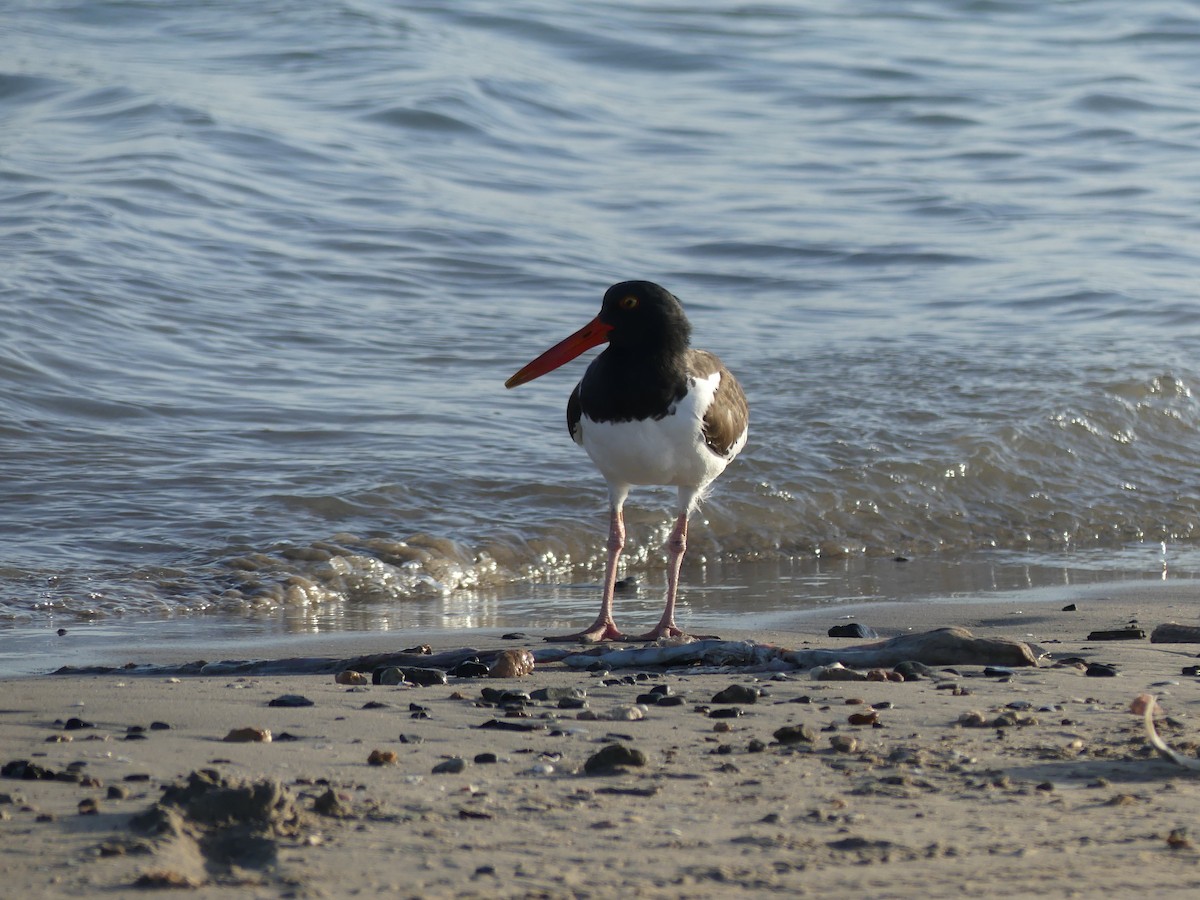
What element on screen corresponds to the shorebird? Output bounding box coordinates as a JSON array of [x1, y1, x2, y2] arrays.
[[505, 281, 748, 642]]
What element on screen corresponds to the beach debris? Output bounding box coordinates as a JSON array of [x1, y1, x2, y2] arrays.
[[384, 667, 447, 687], [1151, 623, 1200, 644], [1085, 663, 1118, 678], [488, 648, 535, 678], [367, 749, 397, 766], [584, 743, 646, 775], [448, 659, 490, 678], [848, 710, 879, 726], [335, 670, 370, 686], [222, 727, 272, 743], [1086, 628, 1145, 641], [1138, 694, 1200, 772]]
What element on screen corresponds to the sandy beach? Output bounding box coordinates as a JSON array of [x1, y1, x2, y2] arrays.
[[4, 584, 1200, 899]]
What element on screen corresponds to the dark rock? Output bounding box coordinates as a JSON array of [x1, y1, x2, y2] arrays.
[[474, 752, 498, 764], [432, 757, 467, 775], [747, 739, 766, 753], [712, 684, 758, 704], [448, 660, 490, 678], [1062, 603, 1077, 611], [584, 743, 646, 775], [656, 695, 687, 707], [268, 694, 314, 708], [893, 661, 936, 679], [1086, 628, 1145, 641], [399, 667, 448, 687], [1085, 662, 1118, 677], [983, 666, 1015, 678], [477, 719, 543, 732], [530, 686, 586, 703], [828, 623, 878, 639], [773, 724, 816, 745], [2, 760, 58, 780], [63, 718, 94, 730], [501, 632, 529, 640], [708, 707, 743, 719]]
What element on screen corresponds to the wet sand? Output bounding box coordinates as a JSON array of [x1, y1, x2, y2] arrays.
[[4, 584, 1200, 898]]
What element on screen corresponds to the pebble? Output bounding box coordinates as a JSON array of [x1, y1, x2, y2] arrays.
[[848, 711, 878, 726], [712, 684, 758, 704], [432, 757, 468, 775], [1085, 663, 1118, 678], [773, 724, 816, 745], [367, 749, 397, 766], [222, 727, 272, 743], [655, 695, 686, 707], [78, 797, 100, 816], [530, 686, 587, 703], [268, 694, 314, 708], [376, 667, 408, 686], [106, 785, 130, 800], [827, 623, 878, 639], [830, 735, 858, 753], [603, 706, 645, 722], [708, 707, 743, 719], [584, 743, 646, 775], [448, 660, 490, 678], [489, 649, 535, 678], [335, 670, 370, 686]]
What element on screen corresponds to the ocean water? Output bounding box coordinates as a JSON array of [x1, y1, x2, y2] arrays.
[[4, 0, 1200, 673]]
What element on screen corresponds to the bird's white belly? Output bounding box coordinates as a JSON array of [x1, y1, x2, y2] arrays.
[[576, 376, 731, 490]]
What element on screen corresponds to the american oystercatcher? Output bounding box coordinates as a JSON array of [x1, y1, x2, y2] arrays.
[[505, 281, 749, 642]]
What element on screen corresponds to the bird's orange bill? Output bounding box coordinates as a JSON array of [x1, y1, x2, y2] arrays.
[[505, 316, 613, 388]]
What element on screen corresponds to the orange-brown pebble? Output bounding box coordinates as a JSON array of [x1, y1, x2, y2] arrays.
[[222, 727, 272, 743], [848, 710, 879, 726], [488, 648, 535, 678], [367, 749, 398, 766], [336, 670, 370, 686]]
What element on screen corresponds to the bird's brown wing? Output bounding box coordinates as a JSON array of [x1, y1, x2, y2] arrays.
[[690, 351, 748, 458]]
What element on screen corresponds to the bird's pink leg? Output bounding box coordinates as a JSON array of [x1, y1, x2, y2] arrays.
[[630, 511, 689, 642], [544, 504, 630, 643]]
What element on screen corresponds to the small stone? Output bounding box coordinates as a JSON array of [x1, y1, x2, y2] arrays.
[[149, 722, 171, 731], [63, 718, 94, 731], [367, 749, 397, 766], [656, 695, 686, 707], [712, 685, 758, 704], [957, 711, 989, 728], [827, 623, 878, 639], [396, 667, 447, 687], [448, 660, 490, 678], [603, 706, 645, 722], [107, 785, 130, 800], [531, 686, 587, 703], [848, 711, 879, 726], [747, 739, 766, 753], [489, 649, 535, 678], [432, 757, 468, 775], [375, 667, 408, 686], [773, 724, 816, 745], [223, 727, 272, 743], [336, 670, 370, 686], [78, 797, 100, 815], [1085, 663, 1118, 678], [830, 735, 858, 753], [893, 661, 935, 679], [584, 744, 646, 775], [713, 722, 733, 733], [708, 707, 743, 719], [268, 694, 314, 708], [474, 752, 498, 764]]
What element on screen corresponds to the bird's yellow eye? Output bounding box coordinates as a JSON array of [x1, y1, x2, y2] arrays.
[[620, 295, 639, 310]]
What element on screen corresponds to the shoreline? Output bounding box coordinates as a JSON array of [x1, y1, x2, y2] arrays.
[[3, 581, 1200, 897]]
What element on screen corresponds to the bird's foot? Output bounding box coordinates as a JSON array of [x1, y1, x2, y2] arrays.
[[542, 620, 630, 643], [627, 624, 721, 643]]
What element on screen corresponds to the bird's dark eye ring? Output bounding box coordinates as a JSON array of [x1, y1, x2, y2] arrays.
[[620, 295, 639, 310]]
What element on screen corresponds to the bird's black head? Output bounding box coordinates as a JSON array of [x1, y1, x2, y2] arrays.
[[597, 281, 693, 354]]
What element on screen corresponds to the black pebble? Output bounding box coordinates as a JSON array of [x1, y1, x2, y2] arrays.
[[474, 752, 498, 764], [1085, 662, 1118, 678], [448, 660, 489, 678], [828, 623, 878, 639]]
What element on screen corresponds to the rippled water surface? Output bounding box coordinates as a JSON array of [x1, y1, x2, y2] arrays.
[[4, 0, 1200, 672]]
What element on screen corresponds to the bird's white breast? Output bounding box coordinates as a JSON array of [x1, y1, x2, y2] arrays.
[[576, 372, 733, 490]]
